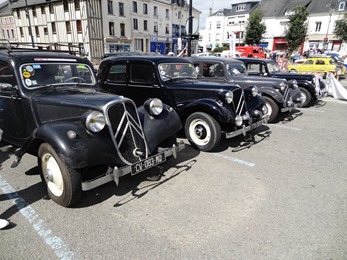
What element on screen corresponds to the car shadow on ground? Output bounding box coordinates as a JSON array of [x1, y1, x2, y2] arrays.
[[75, 144, 200, 208], [0, 141, 200, 209]]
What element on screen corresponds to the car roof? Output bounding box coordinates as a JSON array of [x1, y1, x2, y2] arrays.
[[103, 55, 192, 65], [184, 56, 243, 64], [236, 57, 275, 62]]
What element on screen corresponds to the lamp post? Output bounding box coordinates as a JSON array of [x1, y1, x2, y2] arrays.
[[324, 9, 334, 51], [25, 0, 35, 47], [156, 17, 162, 53]]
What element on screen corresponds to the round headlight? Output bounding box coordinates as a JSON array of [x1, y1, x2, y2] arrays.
[[235, 115, 243, 126], [251, 86, 258, 97], [279, 82, 286, 91], [85, 111, 106, 132], [225, 91, 234, 104], [145, 98, 163, 116]]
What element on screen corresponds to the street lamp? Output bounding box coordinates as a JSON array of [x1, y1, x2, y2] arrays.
[[156, 17, 162, 53], [325, 9, 334, 51]]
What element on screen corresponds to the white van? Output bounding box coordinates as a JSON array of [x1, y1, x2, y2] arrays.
[[221, 50, 242, 58]]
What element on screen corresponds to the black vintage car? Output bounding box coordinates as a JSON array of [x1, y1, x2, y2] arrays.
[[186, 57, 303, 123], [236, 57, 327, 107], [97, 56, 268, 152], [0, 47, 184, 207]]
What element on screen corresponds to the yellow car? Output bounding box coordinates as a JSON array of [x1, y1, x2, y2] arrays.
[[288, 55, 346, 78]]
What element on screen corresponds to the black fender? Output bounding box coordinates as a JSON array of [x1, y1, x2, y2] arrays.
[[177, 98, 234, 124], [258, 87, 285, 104], [138, 104, 182, 153], [296, 81, 316, 95], [35, 122, 121, 169]]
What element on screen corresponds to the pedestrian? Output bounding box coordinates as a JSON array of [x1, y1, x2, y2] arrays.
[[247, 52, 253, 58]]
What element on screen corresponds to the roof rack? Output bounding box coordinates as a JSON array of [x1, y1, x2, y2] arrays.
[[0, 40, 87, 57]]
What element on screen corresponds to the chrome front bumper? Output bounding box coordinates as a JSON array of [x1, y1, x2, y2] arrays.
[[224, 116, 268, 139], [81, 141, 185, 191]]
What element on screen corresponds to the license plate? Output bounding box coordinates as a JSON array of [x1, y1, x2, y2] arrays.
[[131, 153, 166, 175]]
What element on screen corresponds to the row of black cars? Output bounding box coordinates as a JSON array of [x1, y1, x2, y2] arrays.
[[0, 46, 326, 207]]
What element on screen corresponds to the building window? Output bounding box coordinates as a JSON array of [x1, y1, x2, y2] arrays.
[[66, 21, 71, 34], [109, 22, 114, 36], [134, 39, 143, 51], [49, 3, 54, 14], [216, 33, 221, 41], [165, 25, 169, 34], [35, 26, 39, 37], [44, 27, 48, 35], [143, 3, 148, 14], [120, 23, 125, 36], [217, 21, 221, 29], [166, 9, 169, 18], [154, 22, 158, 32], [11, 29, 15, 38], [74, 0, 80, 11], [178, 11, 182, 19], [41, 6, 45, 15], [154, 6, 158, 16], [144, 20, 148, 31], [119, 2, 124, 16], [132, 1, 137, 13], [209, 22, 212, 29], [17, 9, 20, 19], [108, 1, 113, 14], [77, 20, 82, 33], [236, 4, 246, 11], [133, 18, 138, 30], [19, 27, 23, 37], [315, 22, 322, 32], [63, 0, 68, 12], [51, 22, 56, 34], [32, 7, 37, 17], [339, 1, 345, 10]]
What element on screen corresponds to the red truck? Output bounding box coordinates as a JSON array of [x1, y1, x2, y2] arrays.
[[236, 46, 266, 58]]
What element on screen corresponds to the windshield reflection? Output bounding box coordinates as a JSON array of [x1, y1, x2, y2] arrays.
[[20, 63, 96, 88], [158, 63, 197, 81]]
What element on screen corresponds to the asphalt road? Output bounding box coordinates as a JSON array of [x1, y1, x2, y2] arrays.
[[1, 95, 347, 260]]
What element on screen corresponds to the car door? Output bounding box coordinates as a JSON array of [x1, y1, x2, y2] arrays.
[[0, 60, 31, 145]]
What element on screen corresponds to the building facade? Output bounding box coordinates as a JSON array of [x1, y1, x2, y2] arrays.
[[0, 1, 17, 42]]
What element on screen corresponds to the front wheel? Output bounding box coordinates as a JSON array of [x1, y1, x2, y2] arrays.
[[185, 112, 221, 152], [289, 69, 298, 73], [298, 87, 312, 107], [38, 143, 82, 207], [263, 96, 279, 123]]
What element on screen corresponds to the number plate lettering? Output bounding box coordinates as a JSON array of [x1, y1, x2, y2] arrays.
[[131, 153, 166, 175]]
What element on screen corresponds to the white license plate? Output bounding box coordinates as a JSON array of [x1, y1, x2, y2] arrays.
[[131, 153, 166, 175]]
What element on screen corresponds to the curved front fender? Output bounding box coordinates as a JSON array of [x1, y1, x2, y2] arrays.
[[258, 87, 285, 104], [35, 122, 120, 169], [178, 98, 234, 124]]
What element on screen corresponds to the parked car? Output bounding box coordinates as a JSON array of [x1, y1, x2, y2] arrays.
[[97, 55, 268, 152], [186, 57, 302, 123], [287, 55, 346, 79], [0, 47, 184, 207], [236, 57, 327, 107]]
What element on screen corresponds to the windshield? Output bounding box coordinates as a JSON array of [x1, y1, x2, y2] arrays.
[[158, 63, 197, 81], [226, 63, 248, 76], [267, 62, 281, 73], [20, 63, 96, 89]]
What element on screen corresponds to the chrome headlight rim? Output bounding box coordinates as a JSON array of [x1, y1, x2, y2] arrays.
[[144, 98, 164, 116], [84, 111, 106, 133], [251, 86, 259, 97], [235, 115, 243, 126], [218, 90, 234, 104], [278, 82, 286, 91]]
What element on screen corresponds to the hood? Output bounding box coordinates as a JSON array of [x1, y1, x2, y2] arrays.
[[32, 87, 126, 123], [166, 78, 241, 92], [272, 72, 315, 81], [232, 74, 286, 84]]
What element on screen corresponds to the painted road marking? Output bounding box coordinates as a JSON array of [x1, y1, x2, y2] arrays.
[[212, 153, 255, 167], [0, 176, 75, 260]]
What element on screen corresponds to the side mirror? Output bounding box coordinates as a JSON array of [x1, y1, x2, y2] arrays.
[[0, 83, 17, 91]]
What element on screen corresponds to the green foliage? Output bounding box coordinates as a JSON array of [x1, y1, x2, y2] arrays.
[[213, 46, 227, 53], [244, 10, 266, 45], [285, 5, 309, 53], [334, 13, 347, 42]]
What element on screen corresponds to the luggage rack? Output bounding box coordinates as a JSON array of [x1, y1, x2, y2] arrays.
[[0, 40, 87, 57]]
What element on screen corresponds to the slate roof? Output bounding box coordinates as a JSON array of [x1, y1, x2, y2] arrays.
[[257, 0, 341, 18], [0, 1, 11, 16]]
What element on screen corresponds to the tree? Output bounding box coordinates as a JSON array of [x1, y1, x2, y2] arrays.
[[285, 5, 309, 53], [244, 9, 266, 45], [334, 13, 347, 42]]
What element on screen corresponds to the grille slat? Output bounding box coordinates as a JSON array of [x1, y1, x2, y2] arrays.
[[106, 100, 148, 165]]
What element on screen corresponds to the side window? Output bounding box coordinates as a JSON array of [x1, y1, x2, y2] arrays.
[[202, 63, 214, 77], [214, 64, 224, 77], [247, 63, 260, 72], [0, 61, 16, 86], [315, 60, 325, 65], [107, 64, 127, 83], [305, 60, 314, 65], [130, 63, 154, 84]]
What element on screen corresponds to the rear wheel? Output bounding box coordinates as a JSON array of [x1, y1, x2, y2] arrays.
[[289, 69, 298, 73], [298, 87, 312, 107], [263, 96, 279, 123], [38, 143, 82, 207], [185, 112, 221, 152]]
